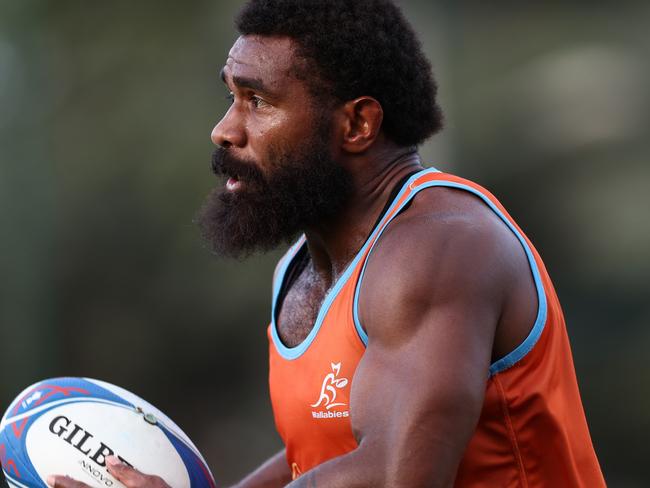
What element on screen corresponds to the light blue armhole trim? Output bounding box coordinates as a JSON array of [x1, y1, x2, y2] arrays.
[[270, 168, 441, 360], [352, 179, 548, 378]]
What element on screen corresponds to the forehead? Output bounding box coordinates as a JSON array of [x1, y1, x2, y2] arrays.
[[224, 35, 298, 85]]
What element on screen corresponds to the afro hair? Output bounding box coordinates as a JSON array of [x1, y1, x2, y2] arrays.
[[235, 0, 443, 147]]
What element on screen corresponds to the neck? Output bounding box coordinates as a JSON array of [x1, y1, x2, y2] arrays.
[[304, 147, 423, 285]]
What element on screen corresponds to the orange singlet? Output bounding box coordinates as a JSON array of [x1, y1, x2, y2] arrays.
[[268, 168, 605, 486]]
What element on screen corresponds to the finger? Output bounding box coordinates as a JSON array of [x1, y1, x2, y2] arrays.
[[106, 456, 168, 488], [47, 475, 92, 488], [106, 456, 147, 486]]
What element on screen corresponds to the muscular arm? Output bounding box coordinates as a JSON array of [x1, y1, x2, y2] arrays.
[[231, 449, 292, 488], [288, 192, 521, 487]]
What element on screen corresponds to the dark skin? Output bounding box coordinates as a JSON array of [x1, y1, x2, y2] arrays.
[[49, 35, 537, 488]]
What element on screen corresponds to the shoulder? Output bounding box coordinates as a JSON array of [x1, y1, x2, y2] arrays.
[[357, 185, 525, 344]]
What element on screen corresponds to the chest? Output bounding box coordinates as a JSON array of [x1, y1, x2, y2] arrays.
[[268, 246, 371, 473], [276, 264, 330, 347], [269, 266, 365, 475]]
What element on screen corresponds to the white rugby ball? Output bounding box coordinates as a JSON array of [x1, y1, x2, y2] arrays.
[[0, 377, 216, 488]]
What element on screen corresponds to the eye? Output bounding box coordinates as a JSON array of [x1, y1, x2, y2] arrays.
[[251, 95, 269, 109]]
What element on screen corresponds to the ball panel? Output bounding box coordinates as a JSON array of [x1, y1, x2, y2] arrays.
[[84, 379, 200, 455], [0, 378, 216, 488], [159, 426, 216, 488], [2, 378, 132, 430], [5, 471, 32, 488], [26, 402, 190, 488], [1, 412, 42, 487], [1, 378, 136, 488]]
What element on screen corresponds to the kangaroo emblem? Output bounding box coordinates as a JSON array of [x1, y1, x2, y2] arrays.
[[311, 362, 349, 409]]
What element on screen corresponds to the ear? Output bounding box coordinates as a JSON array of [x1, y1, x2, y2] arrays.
[[339, 97, 384, 153]]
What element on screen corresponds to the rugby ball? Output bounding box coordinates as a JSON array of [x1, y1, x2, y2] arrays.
[[0, 377, 216, 488]]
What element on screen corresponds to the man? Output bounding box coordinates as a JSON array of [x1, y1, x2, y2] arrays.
[[50, 0, 605, 486]]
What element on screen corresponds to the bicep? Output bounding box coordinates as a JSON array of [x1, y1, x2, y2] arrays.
[[349, 216, 505, 486], [349, 303, 494, 486]]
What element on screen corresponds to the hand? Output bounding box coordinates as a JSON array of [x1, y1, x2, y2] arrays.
[[47, 456, 171, 488]]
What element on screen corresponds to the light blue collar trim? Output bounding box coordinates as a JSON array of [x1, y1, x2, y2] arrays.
[[270, 168, 440, 360]]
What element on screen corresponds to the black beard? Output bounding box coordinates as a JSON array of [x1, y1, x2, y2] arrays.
[[196, 128, 353, 259]]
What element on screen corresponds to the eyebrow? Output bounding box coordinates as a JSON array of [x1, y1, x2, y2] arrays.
[[220, 67, 273, 95]]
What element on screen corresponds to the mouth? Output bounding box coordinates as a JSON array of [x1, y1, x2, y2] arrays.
[[226, 176, 242, 191], [211, 148, 263, 192]]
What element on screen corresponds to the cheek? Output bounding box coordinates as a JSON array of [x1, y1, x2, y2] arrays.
[[248, 108, 322, 166], [249, 113, 286, 142], [249, 112, 296, 150], [263, 112, 294, 135], [264, 106, 317, 138]]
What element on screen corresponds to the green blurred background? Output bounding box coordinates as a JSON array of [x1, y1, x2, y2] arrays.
[[1, 0, 648, 486]]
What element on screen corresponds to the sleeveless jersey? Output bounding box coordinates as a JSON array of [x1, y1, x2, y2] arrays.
[[267, 168, 605, 486]]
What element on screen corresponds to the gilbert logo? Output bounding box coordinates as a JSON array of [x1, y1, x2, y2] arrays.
[[311, 362, 350, 419], [48, 414, 134, 483]]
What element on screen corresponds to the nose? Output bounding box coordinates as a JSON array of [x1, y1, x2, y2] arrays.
[[211, 105, 246, 148]]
